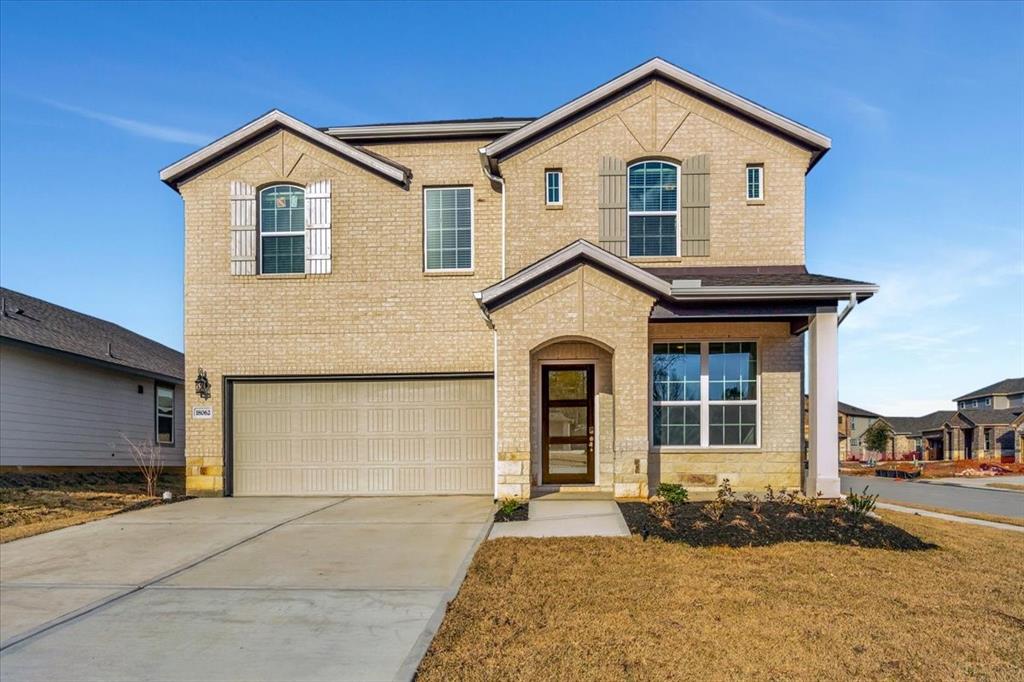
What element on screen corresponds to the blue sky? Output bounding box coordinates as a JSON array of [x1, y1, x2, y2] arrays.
[[1, 1, 1021, 415]]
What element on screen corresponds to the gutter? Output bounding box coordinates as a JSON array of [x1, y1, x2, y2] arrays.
[[670, 282, 879, 301], [478, 150, 507, 279]]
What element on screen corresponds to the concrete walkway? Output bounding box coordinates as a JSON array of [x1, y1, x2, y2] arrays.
[[877, 502, 1024, 533], [0, 496, 494, 682], [489, 499, 630, 538]]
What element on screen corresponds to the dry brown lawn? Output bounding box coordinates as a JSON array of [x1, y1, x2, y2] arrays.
[[987, 483, 1024, 493], [418, 511, 1024, 681], [0, 472, 184, 543]]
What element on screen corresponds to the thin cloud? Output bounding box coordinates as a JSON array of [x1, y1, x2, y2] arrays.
[[40, 99, 211, 145], [833, 90, 887, 128]]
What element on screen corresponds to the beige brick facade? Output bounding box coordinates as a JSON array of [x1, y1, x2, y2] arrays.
[[176, 76, 821, 498]]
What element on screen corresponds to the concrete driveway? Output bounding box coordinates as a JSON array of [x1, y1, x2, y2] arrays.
[[0, 496, 494, 682]]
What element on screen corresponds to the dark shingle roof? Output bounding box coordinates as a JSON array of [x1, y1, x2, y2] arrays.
[[955, 378, 1024, 401], [0, 288, 183, 382], [883, 411, 957, 435], [325, 116, 535, 128], [645, 266, 874, 288], [838, 401, 879, 418], [959, 408, 1024, 426]]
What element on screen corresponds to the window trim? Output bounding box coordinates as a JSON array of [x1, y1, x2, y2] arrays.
[[258, 183, 306, 275], [627, 159, 680, 258], [746, 164, 764, 202], [650, 339, 761, 451], [545, 169, 563, 206], [422, 185, 474, 273], [154, 382, 175, 446]]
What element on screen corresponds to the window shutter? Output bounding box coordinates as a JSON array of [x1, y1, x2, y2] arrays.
[[598, 156, 627, 257], [680, 154, 710, 257], [304, 180, 331, 275], [229, 181, 256, 275]]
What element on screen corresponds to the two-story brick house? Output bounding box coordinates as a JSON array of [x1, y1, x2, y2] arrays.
[[161, 58, 876, 499]]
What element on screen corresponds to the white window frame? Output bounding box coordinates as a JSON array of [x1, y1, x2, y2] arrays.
[[155, 383, 174, 446], [258, 184, 306, 275], [423, 186, 474, 272], [746, 164, 764, 201], [650, 339, 761, 450], [545, 170, 563, 206], [627, 160, 680, 258]]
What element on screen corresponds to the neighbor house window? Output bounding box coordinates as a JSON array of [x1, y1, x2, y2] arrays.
[[628, 161, 678, 257], [424, 187, 472, 271], [260, 185, 305, 274], [156, 384, 174, 445], [652, 341, 759, 447], [746, 164, 763, 201], [984, 428, 993, 451], [545, 170, 562, 205]]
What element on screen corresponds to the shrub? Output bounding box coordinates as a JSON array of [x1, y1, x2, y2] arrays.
[[650, 499, 675, 530], [656, 483, 689, 504], [846, 486, 879, 523], [743, 492, 762, 516], [764, 485, 777, 502], [862, 421, 894, 455], [701, 498, 727, 523], [499, 496, 523, 516], [716, 478, 735, 504]]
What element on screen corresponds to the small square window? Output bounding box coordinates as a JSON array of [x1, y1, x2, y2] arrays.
[[746, 165, 763, 201], [545, 170, 562, 206]]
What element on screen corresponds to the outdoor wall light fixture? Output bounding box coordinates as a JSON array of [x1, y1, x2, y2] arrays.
[[195, 368, 211, 400]]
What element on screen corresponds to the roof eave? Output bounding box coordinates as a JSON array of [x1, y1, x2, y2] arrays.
[[159, 110, 410, 192], [669, 284, 878, 302], [481, 57, 831, 164]]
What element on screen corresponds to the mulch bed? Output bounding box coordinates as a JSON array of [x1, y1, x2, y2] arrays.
[[618, 501, 937, 550], [494, 502, 529, 523]]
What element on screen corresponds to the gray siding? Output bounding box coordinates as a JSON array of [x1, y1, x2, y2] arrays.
[[0, 345, 185, 467]]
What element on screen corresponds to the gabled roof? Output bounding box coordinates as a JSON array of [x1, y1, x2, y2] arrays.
[[0, 288, 183, 382], [160, 110, 411, 191], [958, 408, 1024, 426], [838, 401, 879, 418], [475, 240, 671, 311], [881, 411, 957, 436], [481, 57, 832, 170], [955, 377, 1024, 401]]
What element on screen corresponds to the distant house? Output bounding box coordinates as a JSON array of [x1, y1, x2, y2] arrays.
[[954, 378, 1024, 410], [0, 288, 185, 469], [838, 402, 881, 460], [803, 398, 881, 461], [879, 408, 1021, 463]]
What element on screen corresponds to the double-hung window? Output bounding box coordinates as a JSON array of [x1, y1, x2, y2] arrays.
[[746, 164, 763, 201], [260, 185, 305, 274], [155, 384, 174, 445], [424, 187, 473, 271], [652, 341, 759, 447], [545, 170, 562, 205], [628, 161, 678, 257]]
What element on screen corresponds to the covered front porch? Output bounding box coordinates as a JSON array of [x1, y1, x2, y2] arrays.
[[474, 241, 877, 500]]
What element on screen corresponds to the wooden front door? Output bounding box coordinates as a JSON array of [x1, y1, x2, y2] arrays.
[[541, 365, 595, 484]]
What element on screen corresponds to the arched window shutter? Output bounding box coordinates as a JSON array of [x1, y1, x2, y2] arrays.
[[305, 180, 332, 274], [229, 181, 256, 275], [681, 154, 710, 257], [598, 156, 627, 256]]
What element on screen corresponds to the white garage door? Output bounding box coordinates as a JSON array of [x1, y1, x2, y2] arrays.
[[231, 377, 493, 496]]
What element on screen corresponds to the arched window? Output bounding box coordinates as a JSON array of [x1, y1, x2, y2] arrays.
[[259, 185, 305, 274], [627, 160, 678, 257]]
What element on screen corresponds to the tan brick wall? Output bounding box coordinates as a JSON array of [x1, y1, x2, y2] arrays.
[[499, 80, 812, 273], [180, 132, 499, 495], [490, 266, 655, 499], [649, 321, 804, 492]]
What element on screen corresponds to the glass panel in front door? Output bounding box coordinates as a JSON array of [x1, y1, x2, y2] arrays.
[[548, 443, 588, 475], [548, 370, 587, 400]]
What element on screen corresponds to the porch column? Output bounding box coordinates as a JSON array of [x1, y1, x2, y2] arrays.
[[806, 307, 841, 498]]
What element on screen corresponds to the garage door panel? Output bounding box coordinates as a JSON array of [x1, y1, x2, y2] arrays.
[[233, 378, 493, 496]]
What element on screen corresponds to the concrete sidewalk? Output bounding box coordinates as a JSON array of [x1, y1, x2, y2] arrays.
[[489, 499, 630, 538], [877, 502, 1024, 533]]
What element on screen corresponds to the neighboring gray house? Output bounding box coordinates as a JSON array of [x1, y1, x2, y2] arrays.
[[955, 378, 1024, 410], [0, 288, 185, 468], [838, 401, 880, 460]]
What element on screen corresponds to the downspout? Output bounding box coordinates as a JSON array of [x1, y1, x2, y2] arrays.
[[478, 150, 506, 279], [837, 292, 858, 326], [474, 292, 499, 499]]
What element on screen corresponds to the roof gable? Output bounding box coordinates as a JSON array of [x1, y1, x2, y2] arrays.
[[955, 377, 1024, 401], [160, 110, 410, 191], [481, 58, 831, 170]]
